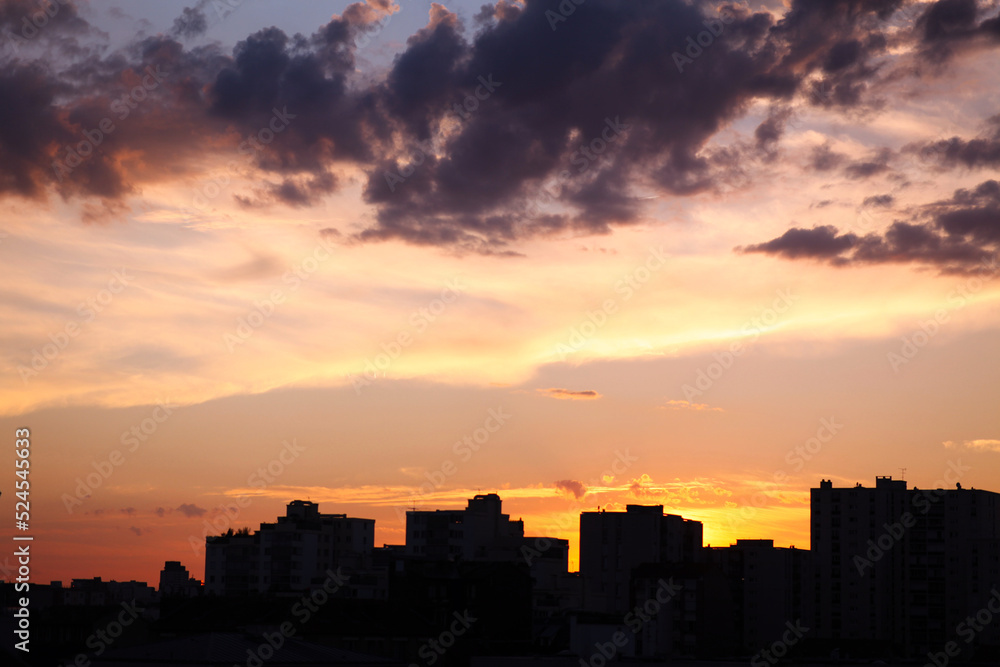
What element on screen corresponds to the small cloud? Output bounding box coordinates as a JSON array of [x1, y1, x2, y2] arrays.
[[554, 479, 587, 499], [538, 388, 602, 401], [129, 526, 143, 536], [629, 474, 655, 498], [177, 503, 207, 518], [862, 194, 894, 208], [944, 439, 1000, 452], [120, 507, 136, 516], [155, 507, 166, 518], [170, 5, 207, 39], [659, 399, 723, 412]]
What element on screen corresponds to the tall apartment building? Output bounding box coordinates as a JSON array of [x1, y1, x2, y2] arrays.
[[811, 475, 1000, 658], [405, 493, 527, 560], [205, 500, 378, 596], [706, 539, 810, 654], [158, 561, 202, 597], [579, 504, 703, 613]]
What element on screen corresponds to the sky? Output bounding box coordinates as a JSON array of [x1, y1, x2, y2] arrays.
[[0, 0, 999, 585]]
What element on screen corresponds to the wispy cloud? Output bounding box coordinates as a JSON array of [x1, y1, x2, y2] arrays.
[[660, 399, 724, 412], [944, 439, 1000, 452], [538, 388, 602, 400]]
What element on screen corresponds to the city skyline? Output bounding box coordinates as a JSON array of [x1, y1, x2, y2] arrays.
[[1, 0, 999, 607], [13, 475, 1000, 664], [4, 469, 980, 586]]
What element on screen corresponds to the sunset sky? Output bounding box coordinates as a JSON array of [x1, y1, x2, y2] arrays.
[[1, 0, 999, 585]]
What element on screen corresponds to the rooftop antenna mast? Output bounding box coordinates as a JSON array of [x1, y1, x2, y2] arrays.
[[899, 467, 907, 480]]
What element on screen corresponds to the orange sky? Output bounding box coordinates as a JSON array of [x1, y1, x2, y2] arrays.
[[1, 0, 999, 585]]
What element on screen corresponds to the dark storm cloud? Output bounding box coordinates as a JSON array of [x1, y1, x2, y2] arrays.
[[918, 0, 979, 43], [739, 225, 859, 261], [810, 143, 848, 172], [171, 6, 208, 40], [356, 0, 802, 251], [0, 64, 76, 198], [844, 148, 893, 179], [907, 116, 1000, 169], [0, 0, 96, 56], [755, 107, 793, 150], [912, 0, 1000, 60], [863, 194, 895, 207], [932, 180, 1000, 243], [0, 0, 994, 253], [740, 180, 1000, 273]]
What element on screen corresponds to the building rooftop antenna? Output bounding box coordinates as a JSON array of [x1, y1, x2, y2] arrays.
[[899, 467, 907, 480]]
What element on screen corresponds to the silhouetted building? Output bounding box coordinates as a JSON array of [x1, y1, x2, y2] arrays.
[[706, 539, 810, 654], [812, 475, 1000, 659], [629, 562, 736, 658], [65, 577, 156, 606], [579, 505, 702, 613], [205, 500, 382, 596], [522, 537, 582, 648], [74, 632, 406, 666], [158, 561, 201, 597], [406, 493, 527, 560]]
